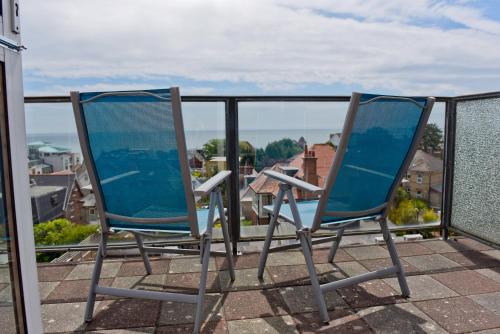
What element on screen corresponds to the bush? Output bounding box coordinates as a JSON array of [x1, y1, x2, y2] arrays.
[[422, 209, 439, 223], [34, 218, 98, 262], [388, 199, 418, 225]]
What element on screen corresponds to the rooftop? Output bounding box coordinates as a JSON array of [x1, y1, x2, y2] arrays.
[[29, 236, 500, 333]]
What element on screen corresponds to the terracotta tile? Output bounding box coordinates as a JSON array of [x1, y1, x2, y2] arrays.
[[415, 296, 500, 333], [431, 270, 500, 295], [441, 251, 500, 269], [468, 292, 500, 316], [157, 320, 228, 333], [117, 259, 169, 276], [313, 248, 353, 264], [403, 254, 462, 273], [158, 294, 224, 326], [223, 289, 288, 320], [164, 272, 220, 293], [227, 315, 298, 334], [216, 253, 259, 270], [383, 275, 458, 301], [44, 278, 113, 303], [359, 258, 419, 276], [357, 303, 447, 333], [279, 285, 347, 314], [37, 265, 75, 281], [87, 299, 161, 330], [41, 301, 90, 333], [338, 279, 405, 308], [382, 242, 434, 257], [344, 245, 390, 260], [293, 309, 371, 334]]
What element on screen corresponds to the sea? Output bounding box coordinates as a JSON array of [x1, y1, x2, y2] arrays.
[[26, 129, 341, 153]]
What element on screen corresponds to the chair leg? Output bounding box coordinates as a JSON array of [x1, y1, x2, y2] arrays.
[[299, 231, 330, 323], [257, 187, 286, 279], [134, 232, 152, 275], [327, 227, 345, 263], [85, 232, 108, 322], [217, 190, 235, 281], [380, 219, 410, 297], [194, 235, 211, 334]]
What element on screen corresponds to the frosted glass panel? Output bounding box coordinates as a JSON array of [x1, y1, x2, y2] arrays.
[[451, 97, 500, 245]]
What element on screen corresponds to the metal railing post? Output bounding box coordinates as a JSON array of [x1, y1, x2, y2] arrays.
[[442, 98, 456, 240]]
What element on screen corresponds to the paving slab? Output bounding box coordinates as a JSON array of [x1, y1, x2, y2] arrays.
[[87, 299, 160, 330], [168, 256, 216, 273], [344, 245, 390, 260], [475, 268, 500, 284], [157, 320, 228, 333], [0, 306, 17, 334], [415, 296, 500, 334], [85, 328, 155, 333], [420, 240, 471, 253], [65, 262, 122, 280], [158, 293, 224, 326], [41, 301, 90, 333], [266, 251, 306, 266], [292, 309, 372, 333], [117, 259, 169, 276], [164, 272, 219, 293], [37, 264, 74, 281], [216, 253, 260, 270], [468, 292, 500, 315], [223, 289, 288, 320], [44, 278, 113, 303], [384, 275, 458, 302], [359, 257, 420, 276], [357, 303, 447, 334], [0, 267, 12, 284], [431, 270, 500, 295], [38, 281, 60, 300], [441, 251, 500, 269], [383, 242, 435, 257], [313, 248, 354, 263], [339, 279, 405, 308], [403, 254, 462, 273], [482, 250, 500, 261], [279, 284, 347, 314], [227, 315, 298, 334], [219, 268, 272, 291], [333, 261, 369, 277], [457, 239, 493, 252]]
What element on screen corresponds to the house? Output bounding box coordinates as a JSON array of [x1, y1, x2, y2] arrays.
[[30, 185, 67, 224], [403, 150, 443, 209], [28, 159, 53, 174], [187, 149, 205, 170], [246, 144, 335, 225], [329, 133, 342, 148], [27, 142, 81, 174]]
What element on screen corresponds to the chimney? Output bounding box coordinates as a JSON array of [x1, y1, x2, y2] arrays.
[[302, 146, 319, 197]]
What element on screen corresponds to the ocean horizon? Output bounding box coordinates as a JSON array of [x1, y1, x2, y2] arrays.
[[26, 128, 341, 154]]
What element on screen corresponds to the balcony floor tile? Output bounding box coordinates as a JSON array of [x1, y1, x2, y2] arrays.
[[403, 254, 463, 273], [431, 270, 500, 295], [227, 316, 298, 334], [383, 275, 459, 301]]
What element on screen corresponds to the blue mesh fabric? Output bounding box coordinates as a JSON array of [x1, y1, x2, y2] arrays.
[[322, 94, 427, 222], [79, 89, 193, 232]]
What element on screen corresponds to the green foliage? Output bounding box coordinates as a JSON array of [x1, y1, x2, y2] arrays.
[[419, 123, 443, 153], [34, 219, 98, 262], [202, 139, 256, 166], [394, 187, 410, 206], [389, 199, 418, 225], [423, 209, 439, 222], [191, 170, 202, 178], [241, 219, 253, 226], [255, 138, 303, 171]]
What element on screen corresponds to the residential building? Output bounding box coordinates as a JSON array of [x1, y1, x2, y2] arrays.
[[27, 142, 81, 174], [246, 144, 335, 224], [403, 149, 443, 209], [30, 185, 67, 224]]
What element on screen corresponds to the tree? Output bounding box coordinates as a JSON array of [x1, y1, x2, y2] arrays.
[[389, 199, 418, 225], [419, 123, 443, 153], [422, 209, 439, 222], [202, 139, 256, 166], [255, 138, 303, 171]]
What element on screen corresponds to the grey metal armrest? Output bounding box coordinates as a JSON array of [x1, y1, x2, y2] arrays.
[[194, 170, 232, 197], [263, 170, 323, 195]]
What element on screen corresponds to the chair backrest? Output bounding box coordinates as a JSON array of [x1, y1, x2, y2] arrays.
[[313, 93, 435, 231], [71, 88, 199, 236]]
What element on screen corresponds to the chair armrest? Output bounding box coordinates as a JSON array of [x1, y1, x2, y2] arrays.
[[194, 170, 232, 197], [263, 170, 323, 195]]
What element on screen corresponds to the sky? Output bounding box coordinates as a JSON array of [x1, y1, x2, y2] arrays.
[[21, 0, 500, 133]]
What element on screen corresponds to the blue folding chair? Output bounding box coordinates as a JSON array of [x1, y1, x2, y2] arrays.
[[257, 93, 435, 322], [71, 87, 234, 334]]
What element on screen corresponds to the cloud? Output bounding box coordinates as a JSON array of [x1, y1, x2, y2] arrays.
[[21, 0, 500, 95]]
